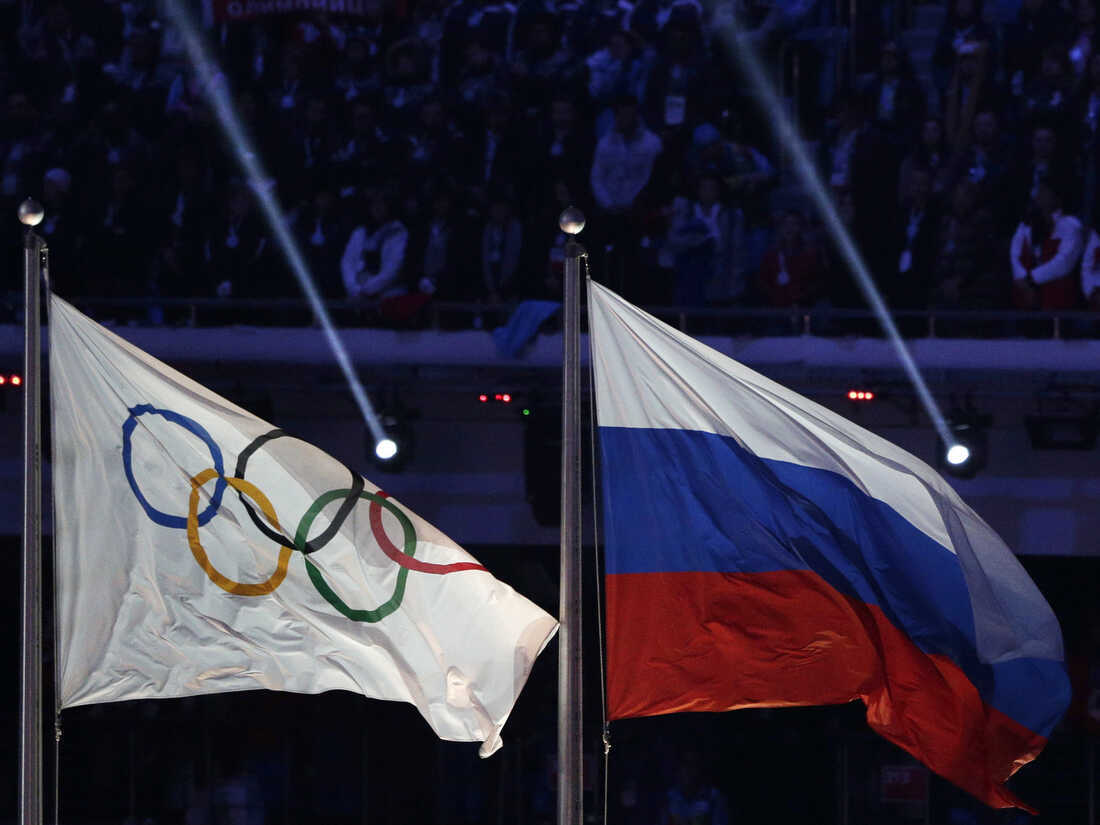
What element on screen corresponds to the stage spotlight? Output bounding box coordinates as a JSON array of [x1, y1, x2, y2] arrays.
[[938, 420, 988, 479], [370, 413, 414, 473], [945, 444, 971, 466]]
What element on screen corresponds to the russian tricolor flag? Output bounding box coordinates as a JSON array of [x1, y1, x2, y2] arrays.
[[589, 282, 1070, 810]]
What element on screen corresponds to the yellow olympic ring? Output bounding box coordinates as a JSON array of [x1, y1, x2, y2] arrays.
[[186, 467, 292, 596]]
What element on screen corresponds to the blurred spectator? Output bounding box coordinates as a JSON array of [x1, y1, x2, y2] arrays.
[[1081, 219, 1100, 308], [1069, 0, 1099, 79], [943, 41, 997, 149], [410, 0, 447, 81], [332, 98, 393, 190], [205, 182, 279, 299], [74, 98, 150, 201], [341, 187, 410, 301], [442, 0, 515, 68], [395, 96, 464, 181], [823, 93, 897, 284], [466, 96, 525, 202], [586, 28, 651, 129], [1017, 122, 1077, 218], [1, 91, 52, 202], [1076, 52, 1100, 222], [932, 178, 1003, 308], [1004, 0, 1072, 93], [591, 93, 663, 214], [532, 95, 593, 208], [279, 92, 338, 206], [17, 1, 100, 108], [291, 178, 350, 299], [269, 45, 309, 118], [383, 39, 435, 129], [572, 0, 639, 58], [932, 0, 994, 95], [899, 117, 951, 203], [1010, 177, 1085, 309], [656, 750, 730, 825], [481, 190, 523, 301], [347, 0, 396, 60], [757, 209, 828, 308], [642, 18, 713, 143], [153, 144, 212, 299], [509, 13, 580, 116], [86, 163, 154, 300], [335, 29, 383, 102], [687, 121, 776, 278], [1015, 43, 1075, 130], [412, 184, 468, 299], [453, 33, 507, 115], [630, 0, 704, 44], [948, 109, 1013, 228], [591, 94, 663, 299], [886, 166, 942, 309], [823, 94, 868, 191], [719, 123, 777, 280], [665, 174, 740, 306], [864, 40, 927, 144]]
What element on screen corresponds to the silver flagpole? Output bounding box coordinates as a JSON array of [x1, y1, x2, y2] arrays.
[[18, 197, 46, 825], [557, 207, 585, 825]]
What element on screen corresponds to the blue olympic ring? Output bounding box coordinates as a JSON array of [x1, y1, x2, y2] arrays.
[[122, 404, 226, 529]]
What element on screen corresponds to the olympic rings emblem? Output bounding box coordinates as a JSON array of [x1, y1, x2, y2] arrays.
[[121, 405, 486, 622]]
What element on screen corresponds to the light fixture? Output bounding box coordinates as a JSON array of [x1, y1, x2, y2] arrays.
[[938, 417, 989, 479], [370, 411, 414, 472]]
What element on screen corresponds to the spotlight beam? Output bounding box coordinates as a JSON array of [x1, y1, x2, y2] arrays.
[[711, 18, 959, 451], [161, 0, 391, 451]]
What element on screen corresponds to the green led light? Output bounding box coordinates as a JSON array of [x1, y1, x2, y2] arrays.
[[522, 408, 530, 416]]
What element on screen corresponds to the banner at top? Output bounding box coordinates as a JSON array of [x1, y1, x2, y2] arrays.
[[214, 0, 377, 21]]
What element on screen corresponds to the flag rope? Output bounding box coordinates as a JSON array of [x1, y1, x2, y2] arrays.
[[584, 262, 611, 825], [53, 715, 60, 825]]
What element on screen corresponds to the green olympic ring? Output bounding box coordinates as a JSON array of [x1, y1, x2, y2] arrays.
[[295, 489, 417, 623]]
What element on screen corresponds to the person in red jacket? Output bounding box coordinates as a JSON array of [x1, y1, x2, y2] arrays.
[[757, 210, 828, 307], [1010, 178, 1085, 309]]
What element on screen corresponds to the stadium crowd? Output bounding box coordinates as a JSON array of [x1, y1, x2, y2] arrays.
[[4, 0, 1100, 323]]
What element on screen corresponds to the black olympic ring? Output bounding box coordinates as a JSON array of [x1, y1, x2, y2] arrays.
[[233, 429, 364, 555]]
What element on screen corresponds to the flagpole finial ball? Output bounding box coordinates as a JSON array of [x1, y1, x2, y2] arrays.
[[17, 199, 44, 227], [558, 207, 585, 236]]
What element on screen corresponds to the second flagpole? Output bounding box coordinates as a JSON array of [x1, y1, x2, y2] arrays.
[[19, 197, 46, 825], [557, 207, 585, 825]]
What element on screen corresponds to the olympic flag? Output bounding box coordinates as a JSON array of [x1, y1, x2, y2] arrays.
[[48, 294, 557, 755], [589, 282, 1069, 809]]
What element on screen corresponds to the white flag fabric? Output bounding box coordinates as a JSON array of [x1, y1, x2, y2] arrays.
[[49, 294, 557, 755]]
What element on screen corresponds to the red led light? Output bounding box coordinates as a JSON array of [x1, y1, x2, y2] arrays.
[[0, 376, 6, 385], [9, 375, 18, 386], [501, 393, 512, 403], [847, 390, 857, 400], [494, 393, 503, 401], [478, 394, 488, 402], [848, 389, 874, 401], [866, 391, 874, 400]]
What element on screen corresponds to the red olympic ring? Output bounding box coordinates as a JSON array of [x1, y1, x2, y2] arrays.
[[368, 492, 486, 575]]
